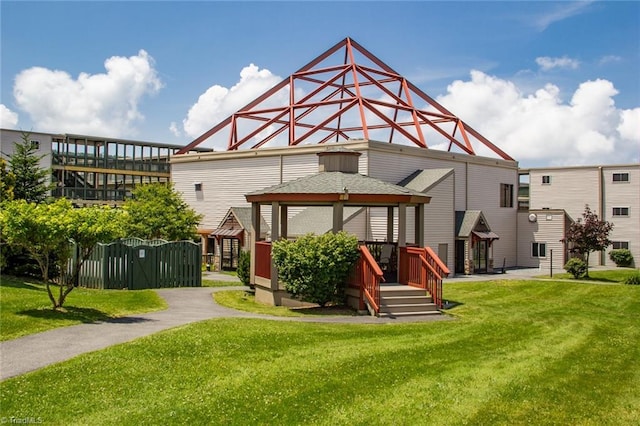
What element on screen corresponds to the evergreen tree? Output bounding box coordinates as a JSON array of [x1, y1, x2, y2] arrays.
[[0, 157, 15, 202], [9, 132, 51, 203]]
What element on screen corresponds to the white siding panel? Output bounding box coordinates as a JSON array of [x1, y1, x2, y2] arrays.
[[603, 165, 640, 266], [424, 174, 455, 273], [517, 211, 566, 271], [172, 156, 281, 229], [529, 169, 599, 220], [467, 163, 518, 268], [281, 154, 320, 181]]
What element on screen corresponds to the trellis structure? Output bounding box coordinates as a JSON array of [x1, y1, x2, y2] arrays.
[[77, 238, 201, 290], [177, 37, 512, 160]]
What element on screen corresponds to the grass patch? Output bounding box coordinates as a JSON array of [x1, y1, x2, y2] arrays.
[[0, 276, 167, 341], [201, 279, 242, 288], [537, 268, 639, 283], [214, 290, 357, 317], [1, 280, 639, 425]]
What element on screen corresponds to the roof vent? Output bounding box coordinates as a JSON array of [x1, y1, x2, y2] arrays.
[[317, 148, 361, 173]]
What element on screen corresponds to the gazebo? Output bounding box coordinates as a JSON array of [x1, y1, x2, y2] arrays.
[[245, 148, 448, 314]]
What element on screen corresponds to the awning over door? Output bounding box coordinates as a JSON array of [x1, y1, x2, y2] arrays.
[[472, 230, 500, 240], [210, 228, 243, 238]]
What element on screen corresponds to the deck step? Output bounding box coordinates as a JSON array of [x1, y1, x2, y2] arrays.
[[381, 295, 434, 305], [376, 284, 440, 317], [379, 303, 439, 314], [378, 310, 441, 318]]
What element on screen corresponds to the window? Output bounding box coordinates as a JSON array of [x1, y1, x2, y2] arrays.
[[613, 207, 629, 217], [500, 183, 514, 208], [542, 175, 551, 184], [30, 140, 40, 150], [613, 173, 629, 182], [612, 241, 629, 250], [532, 242, 547, 258]]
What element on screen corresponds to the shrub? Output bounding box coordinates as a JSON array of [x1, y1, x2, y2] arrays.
[[564, 258, 587, 279], [624, 273, 640, 285], [609, 249, 634, 267], [272, 232, 360, 307], [237, 250, 252, 288]]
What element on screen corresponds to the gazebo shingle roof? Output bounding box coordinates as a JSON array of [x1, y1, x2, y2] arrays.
[[246, 171, 430, 203]]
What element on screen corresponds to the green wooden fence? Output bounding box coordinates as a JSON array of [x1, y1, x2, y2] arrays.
[[78, 239, 201, 290]]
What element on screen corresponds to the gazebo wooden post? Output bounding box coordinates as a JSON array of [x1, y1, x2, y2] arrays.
[[280, 205, 288, 239], [397, 203, 407, 273], [332, 201, 344, 233], [270, 201, 280, 291], [386, 207, 394, 242], [415, 204, 425, 246], [250, 202, 261, 285]]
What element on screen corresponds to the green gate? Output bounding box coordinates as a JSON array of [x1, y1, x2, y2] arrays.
[[78, 238, 201, 290]]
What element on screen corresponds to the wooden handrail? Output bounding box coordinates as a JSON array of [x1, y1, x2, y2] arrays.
[[358, 244, 384, 314], [403, 246, 445, 309], [424, 246, 450, 276]]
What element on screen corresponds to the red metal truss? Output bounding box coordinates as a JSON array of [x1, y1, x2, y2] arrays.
[[177, 37, 513, 161]]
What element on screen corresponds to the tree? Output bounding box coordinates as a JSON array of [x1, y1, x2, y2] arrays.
[[0, 157, 15, 202], [0, 199, 124, 309], [272, 232, 360, 307], [9, 132, 51, 203], [562, 205, 613, 277], [122, 183, 202, 241]]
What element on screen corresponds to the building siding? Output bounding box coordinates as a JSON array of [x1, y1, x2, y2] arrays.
[[517, 210, 567, 271], [424, 173, 455, 273]]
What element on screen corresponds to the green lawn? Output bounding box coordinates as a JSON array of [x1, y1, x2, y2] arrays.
[[0, 276, 167, 341], [539, 268, 639, 283], [1, 279, 638, 425], [201, 279, 242, 288]]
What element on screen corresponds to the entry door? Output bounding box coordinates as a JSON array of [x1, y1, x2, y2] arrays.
[[455, 241, 465, 274], [474, 240, 488, 273]]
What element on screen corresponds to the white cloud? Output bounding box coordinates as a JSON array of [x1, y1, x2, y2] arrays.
[[599, 55, 622, 65], [0, 104, 19, 128], [536, 56, 580, 71], [181, 64, 284, 146], [13, 50, 162, 138], [436, 71, 639, 166], [169, 122, 181, 137]]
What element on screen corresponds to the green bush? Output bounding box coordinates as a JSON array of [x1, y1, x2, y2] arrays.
[[237, 250, 252, 288], [564, 258, 587, 279], [609, 249, 634, 267], [272, 232, 360, 307], [624, 273, 640, 285]]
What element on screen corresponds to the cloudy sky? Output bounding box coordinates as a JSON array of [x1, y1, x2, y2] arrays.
[[1, 1, 638, 167]]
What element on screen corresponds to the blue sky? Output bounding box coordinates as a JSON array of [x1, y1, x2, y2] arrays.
[[1, 1, 638, 167]]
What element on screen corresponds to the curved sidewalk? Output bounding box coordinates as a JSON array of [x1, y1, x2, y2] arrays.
[[0, 283, 447, 381]]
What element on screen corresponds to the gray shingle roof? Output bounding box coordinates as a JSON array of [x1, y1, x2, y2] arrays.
[[455, 210, 493, 238], [217, 207, 270, 233], [246, 171, 428, 198], [398, 169, 454, 192]]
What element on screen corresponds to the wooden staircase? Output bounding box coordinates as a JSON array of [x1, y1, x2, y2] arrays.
[[378, 283, 440, 318]]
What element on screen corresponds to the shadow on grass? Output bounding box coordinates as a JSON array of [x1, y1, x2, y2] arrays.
[[0, 277, 45, 291], [442, 300, 464, 310], [16, 306, 131, 324], [288, 305, 358, 317]]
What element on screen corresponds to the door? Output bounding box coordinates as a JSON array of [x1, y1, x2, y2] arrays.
[[474, 240, 488, 273], [455, 240, 465, 274]]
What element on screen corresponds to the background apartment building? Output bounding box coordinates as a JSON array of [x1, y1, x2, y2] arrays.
[[518, 164, 639, 269]]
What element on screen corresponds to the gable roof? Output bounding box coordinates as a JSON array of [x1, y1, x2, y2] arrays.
[[455, 210, 497, 238], [177, 37, 512, 161], [213, 207, 270, 235], [399, 168, 454, 193]]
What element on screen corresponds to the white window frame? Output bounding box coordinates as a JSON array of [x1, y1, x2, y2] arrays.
[[532, 242, 547, 258], [612, 173, 629, 183], [611, 241, 629, 250], [612, 207, 629, 217]]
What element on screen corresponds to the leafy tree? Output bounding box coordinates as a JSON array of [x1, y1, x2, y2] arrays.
[[272, 232, 360, 307], [9, 132, 51, 203], [0, 157, 15, 202], [122, 183, 202, 241], [0, 199, 123, 309], [561, 205, 613, 277]]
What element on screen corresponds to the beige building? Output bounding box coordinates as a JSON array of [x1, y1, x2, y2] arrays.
[[520, 164, 640, 268], [172, 139, 519, 275]]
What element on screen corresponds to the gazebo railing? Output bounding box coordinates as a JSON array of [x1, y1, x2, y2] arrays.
[[255, 241, 272, 280], [350, 244, 385, 314]]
